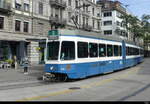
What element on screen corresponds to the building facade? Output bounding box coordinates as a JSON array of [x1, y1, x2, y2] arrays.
[[0, 0, 44, 65], [0, 0, 102, 65], [65, 0, 101, 32], [97, 0, 131, 40]]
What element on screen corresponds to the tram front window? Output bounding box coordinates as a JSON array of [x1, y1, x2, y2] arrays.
[[60, 41, 75, 60], [47, 42, 59, 60]]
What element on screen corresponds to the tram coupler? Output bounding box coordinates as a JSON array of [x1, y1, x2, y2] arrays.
[[43, 73, 55, 81]]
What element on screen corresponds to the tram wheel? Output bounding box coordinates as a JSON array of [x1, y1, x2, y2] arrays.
[[56, 74, 68, 82]]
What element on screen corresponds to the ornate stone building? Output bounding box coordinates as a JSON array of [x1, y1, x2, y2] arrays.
[[0, 0, 102, 65]]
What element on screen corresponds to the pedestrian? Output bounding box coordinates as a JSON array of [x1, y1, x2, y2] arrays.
[[13, 56, 18, 70], [23, 57, 30, 74]]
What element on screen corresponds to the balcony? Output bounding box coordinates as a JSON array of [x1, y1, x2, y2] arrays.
[[49, 0, 66, 9], [0, 1, 11, 14], [49, 16, 67, 26], [82, 24, 93, 31], [82, 10, 90, 17]]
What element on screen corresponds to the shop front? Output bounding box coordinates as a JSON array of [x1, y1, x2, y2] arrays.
[[0, 40, 28, 67]]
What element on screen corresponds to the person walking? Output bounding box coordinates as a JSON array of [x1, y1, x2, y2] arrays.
[[23, 57, 30, 74], [13, 56, 18, 70]]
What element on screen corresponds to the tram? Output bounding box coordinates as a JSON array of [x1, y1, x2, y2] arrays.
[[43, 29, 144, 81]]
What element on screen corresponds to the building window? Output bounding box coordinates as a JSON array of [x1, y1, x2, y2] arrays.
[[86, 18, 88, 25], [104, 30, 112, 35], [24, 22, 29, 32], [93, 19, 95, 28], [68, 12, 72, 22], [15, 20, 21, 31], [39, 2, 43, 15], [92, 8, 95, 16], [15, 3, 21, 10], [103, 12, 112, 17], [93, 0, 95, 3], [24, 3, 29, 12], [75, 0, 78, 8], [97, 21, 100, 30], [0, 17, 4, 29], [76, 15, 78, 24], [103, 21, 112, 26], [116, 21, 120, 26], [68, 0, 71, 6], [38, 22, 44, 35], [86, 6, 88, 12]]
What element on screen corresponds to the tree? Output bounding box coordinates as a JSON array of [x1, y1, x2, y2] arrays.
[[141, 14, 150, 55], [120, 14, 143, 42]]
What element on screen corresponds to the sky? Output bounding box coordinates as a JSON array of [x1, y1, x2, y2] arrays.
[[113, 0, 150, 20]]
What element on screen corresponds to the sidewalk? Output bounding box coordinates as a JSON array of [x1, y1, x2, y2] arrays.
[[0, 64, 45, 87]]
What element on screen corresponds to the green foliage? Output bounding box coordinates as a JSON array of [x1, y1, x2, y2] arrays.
[[120, 14, 150, 42], [5, 59, 13, 64]]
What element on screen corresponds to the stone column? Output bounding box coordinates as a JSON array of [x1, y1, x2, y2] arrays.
[[19, 41, 25, 62], [27, 41, 39, 65]]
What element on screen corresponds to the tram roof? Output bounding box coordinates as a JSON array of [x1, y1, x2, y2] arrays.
[[56, 29, 142, 47]]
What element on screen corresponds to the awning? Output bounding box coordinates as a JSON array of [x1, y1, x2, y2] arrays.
[[0, 32, 27, 42], [0, 31, 47, 42], [0, 37, 26, 42]]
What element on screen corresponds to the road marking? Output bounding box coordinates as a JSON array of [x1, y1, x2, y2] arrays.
[[17, 89, 75, 101], [17, 66, 141, 101]]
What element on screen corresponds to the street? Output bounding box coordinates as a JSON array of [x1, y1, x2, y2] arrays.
[[0, 58, 150, 101]]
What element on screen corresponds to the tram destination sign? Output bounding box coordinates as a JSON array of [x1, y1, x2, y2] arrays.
[[48, 30, 59, 40]]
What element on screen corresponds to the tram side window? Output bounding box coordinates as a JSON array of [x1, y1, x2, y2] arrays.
[[114, 45, 119, 56], [118, 46, 122, 56], [89, 43, 98, 57], [138, 48, 140, 55], [127, 47, 130, 55], [135, 48, 138, 55], [78, 42, 88, 58], [60, 41, 75, 60], [131, 47, 134, 55], [99, 44, 106, 57], [129, 47, 131, 55], [126, 47, 128, 56], [134, 48, 136, 55], [107, 45, 113, 57], [138, 49, 140, 55]]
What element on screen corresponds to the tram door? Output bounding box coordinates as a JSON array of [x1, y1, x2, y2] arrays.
[[122, 40, 126, 68]]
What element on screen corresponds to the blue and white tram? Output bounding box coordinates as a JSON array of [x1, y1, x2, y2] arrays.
[[43, 29, 144, 81]]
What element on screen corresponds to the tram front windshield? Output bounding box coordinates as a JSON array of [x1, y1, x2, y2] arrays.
[[47, 41, 75, 61], [47, 41, 60, 60]]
